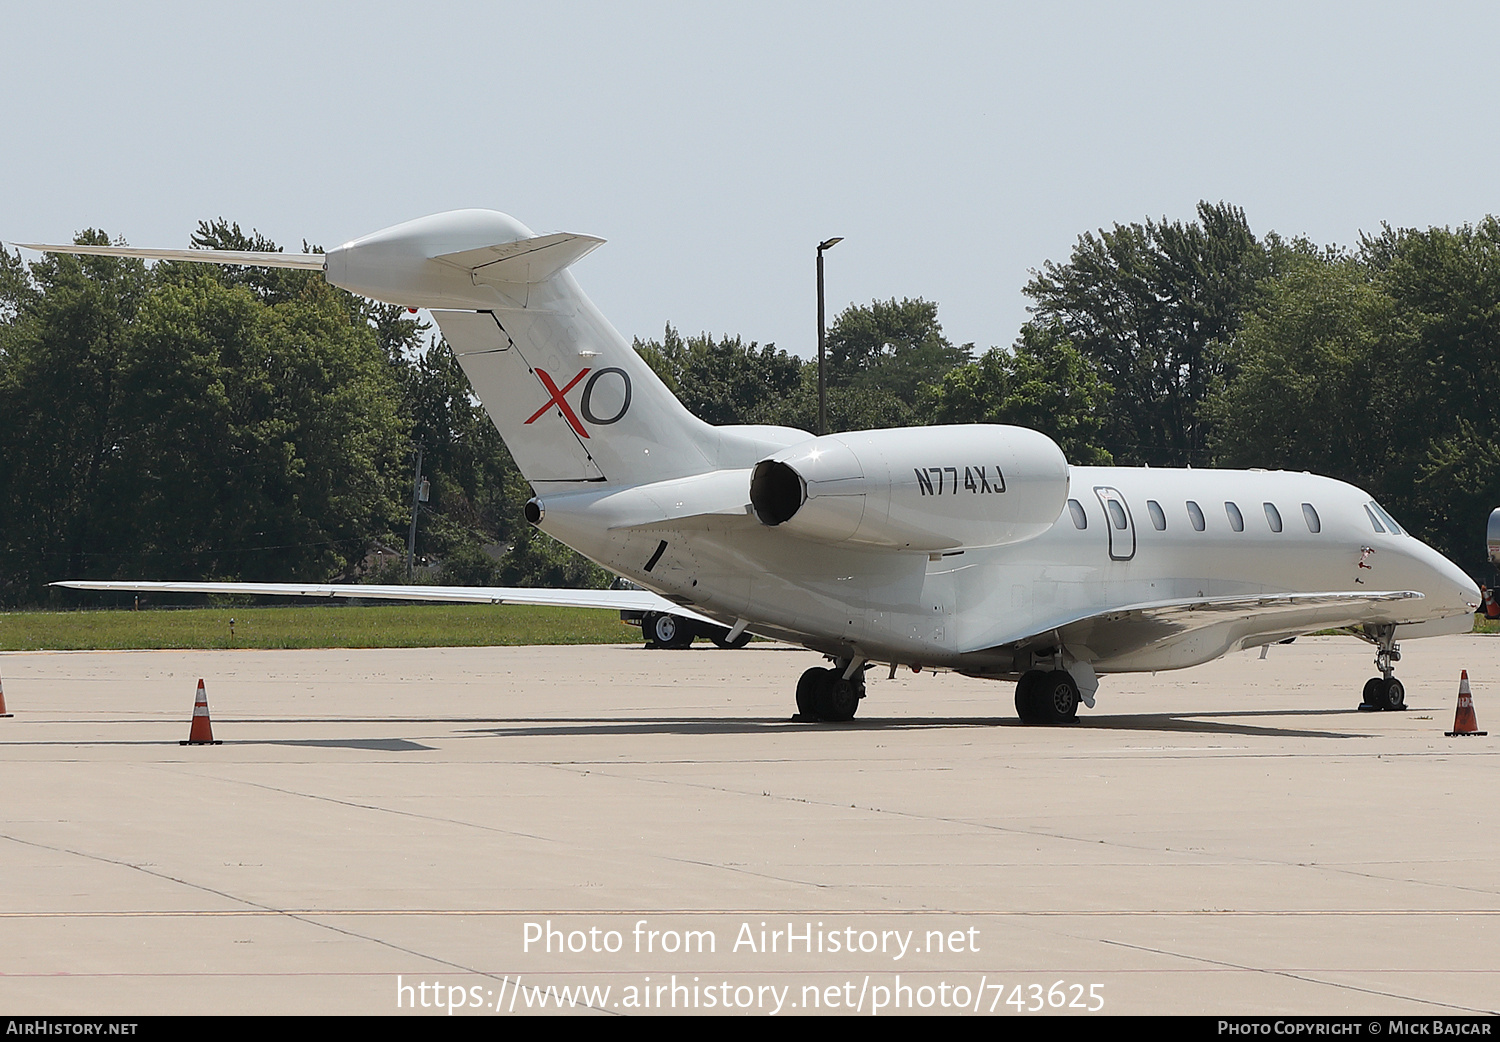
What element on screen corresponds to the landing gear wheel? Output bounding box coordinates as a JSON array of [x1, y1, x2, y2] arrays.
[[795, 666, 861, 721], [1037, 670, 1081, 724], [815, 675, 862, 722], [796, 667, 830, 719], [710, 628, 752, 649], [1384, 677, 1406, 710], [648, 612, 693, 648], [1364, 676, 1406, 711], [1014, 669, 1049, 724]]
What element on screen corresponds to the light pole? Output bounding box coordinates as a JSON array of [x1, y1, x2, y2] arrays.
[[816, 236, 842, 436], [405, 446, 427, 578]]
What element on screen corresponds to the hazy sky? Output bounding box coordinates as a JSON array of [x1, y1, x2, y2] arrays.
[[4, 1, 1498, 358]]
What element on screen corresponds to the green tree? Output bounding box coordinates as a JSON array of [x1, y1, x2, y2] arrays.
[[925, 322, 1114, 465], [395, 336, 528, 586], [632, 325, 803, 426], [826, 297, 971, 405], [1207, 219, 1500, 573], [1364, 218, 1500, 569], [1025, 201, 1270, 465], [0, 238, 151, 601], [114, 269, 408, 583], [184, 218, 323, 306], [1207, 246, 1397, 482], [0, 230, 410, 603]]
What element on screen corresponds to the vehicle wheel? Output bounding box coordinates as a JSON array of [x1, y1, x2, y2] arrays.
[[1368, 676, 1406, 711], [1038, 670, 1080, 724], [710, 628, 752, 649], [815, 675, 861, 721], [1384, 677, 1406, 709], [650, 612, 693, 648], [1014, 669, 1048, 724], [796, 667, 830, 719]]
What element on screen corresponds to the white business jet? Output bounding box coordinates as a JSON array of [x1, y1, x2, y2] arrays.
[[21, 210, 1481, 724]]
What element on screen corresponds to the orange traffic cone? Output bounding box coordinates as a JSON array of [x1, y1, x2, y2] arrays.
[[0, 667, 11, 717], [1445, 670, 1487, 737], [180, 679, 222, 745]]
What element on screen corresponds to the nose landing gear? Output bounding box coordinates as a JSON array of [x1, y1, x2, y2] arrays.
[[1360, 624, 1407, 711]]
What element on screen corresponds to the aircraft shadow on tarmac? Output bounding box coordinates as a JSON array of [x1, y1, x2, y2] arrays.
[[0, 736, 437, 751], [0, 707, 1391, 750], [454, 707, 1374, 740], [254, 737, 437, 751]]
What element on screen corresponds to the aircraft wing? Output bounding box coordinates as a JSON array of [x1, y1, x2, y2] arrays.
[[51, 580, 721, 627], [980, 590, 1425, 663]]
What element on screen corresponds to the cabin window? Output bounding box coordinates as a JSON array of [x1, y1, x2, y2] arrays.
[[1302, 503, 1321, 533], [1106, 499, 1128, 529], [1365, 505, 1386, 533], [1226, 502, 1244, 532], [1187, 500, 1206, 532], [1147, 499, 1167, 531], [1067, 499, 1087, 530], [1371, 501, 1404, 535], [1264, 502, 1283, 532]]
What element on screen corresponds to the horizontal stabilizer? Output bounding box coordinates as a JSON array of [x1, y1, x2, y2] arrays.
[[52, 579, 719, 627], [432, 232, 604, 285], [12, 243, 327, 270]]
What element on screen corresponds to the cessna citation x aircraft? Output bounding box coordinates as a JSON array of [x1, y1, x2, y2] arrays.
[[21, 209, 1481, 724]]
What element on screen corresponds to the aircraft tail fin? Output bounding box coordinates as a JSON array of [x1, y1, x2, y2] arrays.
[[433, 298, 720, 488], [20, 210, 805, 490], [421, 215, 812, 489]]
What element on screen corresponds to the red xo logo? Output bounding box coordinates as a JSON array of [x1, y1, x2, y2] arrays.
[[524, 367, 632, 439]]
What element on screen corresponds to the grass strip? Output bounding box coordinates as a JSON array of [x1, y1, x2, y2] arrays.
[[0, 603, 641, 651]]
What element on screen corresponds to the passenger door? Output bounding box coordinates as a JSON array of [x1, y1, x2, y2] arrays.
[[1093, 486, 1136, 561]]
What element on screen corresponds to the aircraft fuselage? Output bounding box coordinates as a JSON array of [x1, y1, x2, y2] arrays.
[[538, 462, 1478, 675]]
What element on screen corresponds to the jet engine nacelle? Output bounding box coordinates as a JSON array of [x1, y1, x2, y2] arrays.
[[749, 425, 1070, 551]]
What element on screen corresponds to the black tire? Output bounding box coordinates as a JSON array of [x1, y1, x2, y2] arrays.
[[1014, 669, 1048, 723], [1361, 677, 1384, 707], [1370, 676, 1405, 711], [1384, 677, 1406, 709], [796, 667, 830, 719], [815, 675, 861, 721], [710, 628, 752, 649]]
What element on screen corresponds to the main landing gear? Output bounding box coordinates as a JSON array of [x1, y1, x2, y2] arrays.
[[1013, 668, 1081, 725], [795, 664, 864, 722], [1360, 624, 1406, 711]]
